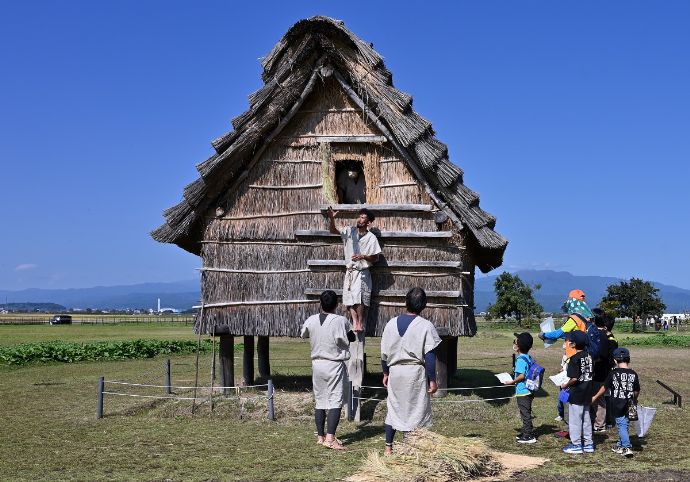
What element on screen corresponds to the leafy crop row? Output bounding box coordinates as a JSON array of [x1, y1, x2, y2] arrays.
[[619, 334, 690, 348], [0, 339, 215, 365]]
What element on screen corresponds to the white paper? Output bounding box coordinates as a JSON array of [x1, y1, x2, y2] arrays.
[[549, 370, 569, 386], [540, 317, 556, 348], [495, 372, 513, 384], [633, 405, 657, 438]]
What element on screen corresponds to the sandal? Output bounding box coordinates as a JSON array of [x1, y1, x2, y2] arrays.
[[323, 438, 345, 450]]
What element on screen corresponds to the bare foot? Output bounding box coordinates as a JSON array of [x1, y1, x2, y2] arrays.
[[316, 436, 325, 445], [324, 437, 345, 450], [384, 445, 393, 455]]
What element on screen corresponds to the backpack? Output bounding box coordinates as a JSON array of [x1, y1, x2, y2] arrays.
[[572, 313, 602, 362], [518, 354, 545, 392]]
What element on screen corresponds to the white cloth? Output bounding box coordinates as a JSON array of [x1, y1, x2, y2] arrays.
[[301, 313, 352, 409], [340, 227, 382, 307], [381, 315, 441, 431]]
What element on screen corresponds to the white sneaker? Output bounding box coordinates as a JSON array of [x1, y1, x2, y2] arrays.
[[554, 416, 564, 422]]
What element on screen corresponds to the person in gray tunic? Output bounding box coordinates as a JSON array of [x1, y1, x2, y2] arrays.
[[300, 290, 356, 450], [326, 206, 382, 332], [381, 287, 441, 454]]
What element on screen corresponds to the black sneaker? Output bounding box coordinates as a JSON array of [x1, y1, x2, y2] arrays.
[[516, 435, 537, 444]]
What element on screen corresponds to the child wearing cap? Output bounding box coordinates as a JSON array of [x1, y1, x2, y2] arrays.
[[503, 332, 536, 444], [592, 347, 640, 458], [560, 330, 594, 454]]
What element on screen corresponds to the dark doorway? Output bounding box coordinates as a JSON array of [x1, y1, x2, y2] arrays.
[[335, 160, 366, 204]]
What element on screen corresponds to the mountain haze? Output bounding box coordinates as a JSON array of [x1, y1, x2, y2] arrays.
[[2, 271, 688, 313]]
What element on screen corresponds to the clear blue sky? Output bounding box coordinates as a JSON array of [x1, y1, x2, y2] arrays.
[[1, 1, 689, 291]]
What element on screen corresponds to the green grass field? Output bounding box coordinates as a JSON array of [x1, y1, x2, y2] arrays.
[[1, 324, 688, 481]]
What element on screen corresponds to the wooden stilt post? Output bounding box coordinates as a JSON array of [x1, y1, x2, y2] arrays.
[[243, 335, 255, 386], [434, 337, 449, 398], [219, 334, 235, 395], [257, 336, 271, 380], [348, 331, 365, 422], [447, 336, 458, 379]]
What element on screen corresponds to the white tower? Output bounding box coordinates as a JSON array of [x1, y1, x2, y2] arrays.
[[157, 298, 161, 313]]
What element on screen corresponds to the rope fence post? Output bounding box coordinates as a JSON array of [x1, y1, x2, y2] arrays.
[[97, 376, 104, 419], [267, 379, 275, 421], [165, 359, 171, 395]]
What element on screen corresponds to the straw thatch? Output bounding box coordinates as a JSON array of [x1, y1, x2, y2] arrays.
[[151, 16, 506, 336]]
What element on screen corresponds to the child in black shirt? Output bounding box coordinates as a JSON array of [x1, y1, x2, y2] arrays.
[[560, 330, 594, 454], [592, 347, 640, 458]]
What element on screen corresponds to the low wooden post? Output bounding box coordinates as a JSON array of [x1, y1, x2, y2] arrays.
[[267, 379, 275, 420], [434, 338, 448, 398], [219, 334, 235, 394], [97, 377, 104, 419], [257, 336, 271, 380], [243, 335, 255, 386], [165, 359, 171, 394]]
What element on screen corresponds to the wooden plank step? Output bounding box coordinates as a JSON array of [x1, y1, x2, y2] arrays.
[[307, 260, 462, 269], [304, 288, 461, 298], [295, 230, 452, 239], [319, 204, 434, 213]]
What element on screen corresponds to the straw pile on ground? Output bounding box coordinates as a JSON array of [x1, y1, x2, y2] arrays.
[[348, 429, 501, 482]]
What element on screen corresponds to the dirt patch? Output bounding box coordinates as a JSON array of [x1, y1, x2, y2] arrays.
[[513, 471, 689, 482]]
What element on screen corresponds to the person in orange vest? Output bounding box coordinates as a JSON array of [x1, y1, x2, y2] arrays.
[[539, 289, 593, 358]]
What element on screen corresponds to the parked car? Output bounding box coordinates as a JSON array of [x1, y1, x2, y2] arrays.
[[49, 315, 72, 325]]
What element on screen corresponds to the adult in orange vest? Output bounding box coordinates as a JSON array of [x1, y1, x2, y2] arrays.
[[539, 289, 594, 359]]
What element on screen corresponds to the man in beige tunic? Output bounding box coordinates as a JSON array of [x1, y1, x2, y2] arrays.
[[300, 290, 356, 450], [381, 287, 441, 454], [326, 207, 382, 332]]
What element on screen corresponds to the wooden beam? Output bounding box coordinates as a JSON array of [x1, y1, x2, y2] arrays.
[[307, 259, 462, 269], [318, 204, 434, 213], [281, 134, 387, 143], [219, 334, 235, 394], [295, 229, 453, 239], [304, 288, 461, 298], [193, 300, 319, 308], [248, 183, 323, 190]]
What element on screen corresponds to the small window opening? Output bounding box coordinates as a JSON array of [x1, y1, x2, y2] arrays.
[[335, 160, 366, 204]]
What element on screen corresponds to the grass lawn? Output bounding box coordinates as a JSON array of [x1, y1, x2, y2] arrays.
[[1, 325, 688, 481]]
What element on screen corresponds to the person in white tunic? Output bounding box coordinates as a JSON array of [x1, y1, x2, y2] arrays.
[[300, 290, 356, 450], [326, 206, 382, 332], [381, 287, 442, 454]]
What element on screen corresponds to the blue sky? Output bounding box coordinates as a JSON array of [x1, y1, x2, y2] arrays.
[[1, 1, 689, 291]]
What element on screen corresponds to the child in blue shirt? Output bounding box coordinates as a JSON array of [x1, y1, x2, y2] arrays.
[[503, 332, 536, 444]]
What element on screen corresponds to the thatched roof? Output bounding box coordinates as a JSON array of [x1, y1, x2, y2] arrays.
[[152, 16, 507, 272]]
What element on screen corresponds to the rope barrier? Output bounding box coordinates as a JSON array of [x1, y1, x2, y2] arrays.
[[352, 394, 516, 404], [358, 384, 511, 392], [104, 380, 268, 390], [102, 391, 267, 402]]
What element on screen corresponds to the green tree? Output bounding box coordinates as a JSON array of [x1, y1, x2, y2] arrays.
[[601, 278, 666, 329], [487, 272, 543, 327]]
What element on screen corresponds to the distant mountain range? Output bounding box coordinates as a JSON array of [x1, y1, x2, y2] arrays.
[[475, 270, 690, 313], [1, 270, 689, 313], [0, 280, 199, 311]]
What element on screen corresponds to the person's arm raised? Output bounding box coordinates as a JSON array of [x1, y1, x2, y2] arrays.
[[327, 206, 340, 235]]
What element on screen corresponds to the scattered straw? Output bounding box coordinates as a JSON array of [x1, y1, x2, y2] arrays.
[[348, 429, 501, 482]]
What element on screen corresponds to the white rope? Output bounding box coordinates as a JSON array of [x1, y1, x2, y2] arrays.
[[433, 395, 516, 403], [104, 380, 268, 390], [102, 391, 268, 402], [359, 384, 512, 391]]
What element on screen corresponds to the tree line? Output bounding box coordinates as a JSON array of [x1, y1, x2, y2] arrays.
[[485, 272, 666, 326]]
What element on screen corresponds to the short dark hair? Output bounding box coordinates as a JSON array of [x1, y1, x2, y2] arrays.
[[592, 308, 606, 328], [320, 290, 338, 312], [359, 208, 375, 222], [405, 287, 427, 314], [616, 356, 631, 363]]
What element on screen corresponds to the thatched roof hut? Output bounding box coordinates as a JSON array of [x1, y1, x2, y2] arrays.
[[152, 16, 507, 340]]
